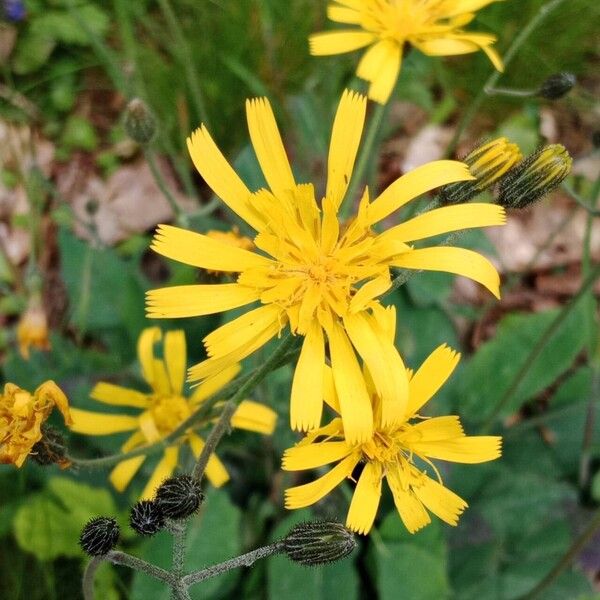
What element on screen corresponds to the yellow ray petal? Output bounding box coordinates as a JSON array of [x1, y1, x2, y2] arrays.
[[391, 246, 501, 298], [246, 98, 295, 198], [109, 456, 145, 492], [291, 321, 325, 431], [411, 435, 502, 464], [409, 415, 464, 441], [349, 274, 391, 313], [407, 344, 460, 416], [190, 364, 241, 406], [328, 4, 362, 24], [90, 382, 149, 408], [146, 284, 260, 319], [387, 468, 431, 533], [69, 408, 138, 435], [189, 433, 229, 487], [344, 312, 408, 426], [284, 452, 360, 509], [380, 203, 506, 244], [326, 89, 367, 207], [187, 126, 264, 231], [231, 400, 277, 435], [151, 224, 271, 273], [367, 41, 402, 105], [443, 0, 501, 17], [164, 330, 186, 395], [138, 327, 161, 390], [368, 161, 473, 225], [328, 322, 374, 444], [140, 446, 179, 500], [346, 461, 382, 534], [282, 441, 352, 470], [309, 31, 376, 55], [323, 365, 341, 413], [412, 476, 468, 527]]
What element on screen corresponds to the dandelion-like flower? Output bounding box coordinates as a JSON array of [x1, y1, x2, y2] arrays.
[[310, 0, 504, 104], [69, 327, 277, 499], [283, 319, 501, 534], [147, 90, 505, 443], [0, 381, 72, 467], [17, 295, 51, 359]]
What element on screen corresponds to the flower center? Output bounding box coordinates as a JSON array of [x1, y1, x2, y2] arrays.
[[361, 429, 405, 465], [148, 395, 192, 437]]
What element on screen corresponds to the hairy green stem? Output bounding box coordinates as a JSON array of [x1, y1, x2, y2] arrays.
[[479, 263, 600, 433], [82, 556, 103, 600], [519, 508, 600, 599], [107, 551, 175, 585], [170, 521, 187, 600], [182, 542, 283, 587], [447, 0, 568, 155]]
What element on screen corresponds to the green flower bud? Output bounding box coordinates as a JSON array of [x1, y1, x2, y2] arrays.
[[282, 521, 356, 567], [442, 138, 523, 205], [123, 98, 157, 145], [498, 144, 572, 209], [538, 73, 576, 100]]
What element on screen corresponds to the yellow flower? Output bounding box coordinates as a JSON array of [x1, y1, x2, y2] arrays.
[[69, 327, 277, 499], [0, 381, 72, 467], [17, 295, 51, 359], [205, 227, 255, 253], [147, 90, 505, 444], [283, 330, 502, 535], [310, 0, 505, 104]]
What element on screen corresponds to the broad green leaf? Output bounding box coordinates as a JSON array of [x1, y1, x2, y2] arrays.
[[458, 305, 587, 422], [31, 5, 109, 46], [267, 511, 359, 600], [12, 30, 56, 74]]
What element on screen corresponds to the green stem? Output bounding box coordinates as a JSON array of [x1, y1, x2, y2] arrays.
[[82, 556, 103, 600], [170, 521, 187, 600], [483, 85, 537, 98], [563, 182, 600, 216], [518, 508, 600, 600], [342, 101, 387, 219], [182, 542, 283, 587], [447, 0, 568, 155], [107, 551, 175, 586], [192, 332, 295, 482], [479, 263, 600, 433]]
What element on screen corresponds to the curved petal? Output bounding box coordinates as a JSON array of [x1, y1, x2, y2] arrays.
[[151, 224, 271, 273], [284, 452, 361, 509], [368, 161, 473, 225], [109, 456, 145, 492], [391, 246, 501, 298], [380, 203, 506, 244], [164, 330, 187, 395], [387, 468, 431, 533], [366, 41, 402, 105], [231, 400, 277, 435], [246, 98, 295, 198], [407, 345, 460, 416], [346, 462, 382, 534], [146, 284, 260, 319], [190, 364, 241, 406], [323, 365, 341, 413], [188, 433, 229, 487], [291, 321, 325, 431], [282, 441, 353, 471], [411, 435, 502, 464], [309, 31, 376, 55], [69, 408, 138, 435], [187, 126, 263, 231], [412, 476, 468, 527], [137, 327, 162, 390], [140, 446, 179, 500], [90, 382, 149, 409], [326, 90, 367, 208], [328, 4, 362, 24]]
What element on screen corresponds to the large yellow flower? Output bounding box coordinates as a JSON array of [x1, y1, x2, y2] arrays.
[[147, 90, 505, 444], [0, 381, 71, 467], [70, 327, 276, 499], [283, 317, 501, 534], [310, 0, 504, 103]]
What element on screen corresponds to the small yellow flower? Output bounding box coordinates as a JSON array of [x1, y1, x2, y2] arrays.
[[283, 322, 501, 535], [310, 0, 505, 104], [205, 227, 255, 253], [0, 381, 72, 467], [17, 295, 51, 359], [69, 327, 277, 499], [147, 90, 505, 444]]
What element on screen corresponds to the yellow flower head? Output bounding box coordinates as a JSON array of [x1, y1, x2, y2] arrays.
[[310, 0, 505, 104], [147, 90, 505, 444], [17, 295, 51, 359], [0, 381, 72, 467], [69, 327, 277, 499], [283, 333, 502, 535]]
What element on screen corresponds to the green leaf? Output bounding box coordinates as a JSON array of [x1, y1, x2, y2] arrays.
[[12, 30, 56, 75], [30, 5, 109, 46], [60, 115, 98, 151], [267, 511, 359, 600], [458, 305, 587, 422], [12, 476, 118, 561], [131, 489, 242, 600], [371, 514, 449, 600]]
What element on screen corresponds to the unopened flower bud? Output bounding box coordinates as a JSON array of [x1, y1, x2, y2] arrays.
[[441, 138, 522, 205], [79, 517, 120, 556], [155, 475, 204, 520], [538, 73, 576, 100], [498, 144, 572, 209], [30, 425, 70, 468], [123, 98, 157, 145], [130, 500, 165, 536], [282, 521, 356, 567]]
